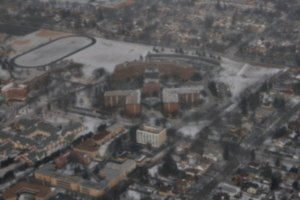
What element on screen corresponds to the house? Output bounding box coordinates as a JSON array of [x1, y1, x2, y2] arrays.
[[286, 167, 300, 179], [273, 138, 290, 148], [243, 182, 259, 194], [136, 125, 167, 148], [243, 167, 261, 179], [203, 146, 223, 162], [220, 184, 238, 196]]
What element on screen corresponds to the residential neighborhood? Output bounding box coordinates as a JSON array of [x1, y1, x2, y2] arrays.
[[0, 0, 300, 200]]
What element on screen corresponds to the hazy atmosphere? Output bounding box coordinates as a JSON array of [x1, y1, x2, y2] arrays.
[[0, 0, 300, 200]]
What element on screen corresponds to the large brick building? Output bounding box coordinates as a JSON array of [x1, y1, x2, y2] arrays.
[[114, 60, 195, 81], [1, 82, 27, 101], [104, 90, 141, 115], [162, 87, 203, 115], [143, 67, 161, 96]]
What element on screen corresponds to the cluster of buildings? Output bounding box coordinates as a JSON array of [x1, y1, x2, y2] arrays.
[[34, 158, 136, 198], [0, 69, 49, 101], [0, 118, 85, 166], [104, 59, 203, 115]]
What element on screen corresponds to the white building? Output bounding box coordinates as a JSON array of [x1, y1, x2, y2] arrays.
[[136, 126, 167, 148]]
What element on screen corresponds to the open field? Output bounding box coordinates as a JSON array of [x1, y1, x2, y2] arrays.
[[11, 35, 95, 68]]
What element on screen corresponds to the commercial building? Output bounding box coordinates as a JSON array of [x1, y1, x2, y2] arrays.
[[3, 181, 56, 200], [136, 125, 167, 148], [35, 160, 136, 198], [104, 90, 141, 115]]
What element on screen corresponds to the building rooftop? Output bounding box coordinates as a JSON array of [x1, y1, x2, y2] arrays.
[[61, 122, 83, 136], [80, 179, 109, 190], [74, 139, 98, 153], [138, 125, 165, 134], [15, 118, 40, 129], [1, 82, 26, 91], [162, 87, 203, 103], [3, 181, 54, 200], [93, 130, 111, 141], [104, 90, 140, 104]]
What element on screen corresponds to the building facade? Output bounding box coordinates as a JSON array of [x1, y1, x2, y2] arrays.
[[136, 125, 167, 148], [114, 60, 194, 81]]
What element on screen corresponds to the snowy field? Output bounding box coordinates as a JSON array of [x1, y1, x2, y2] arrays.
[[68, 37, 153, 73], [217, 58, 284, 101], [8, 29, 153, 73], [8, 30, 71, 54], [12, 36, 94, 68], [177, 121, 210, 138]]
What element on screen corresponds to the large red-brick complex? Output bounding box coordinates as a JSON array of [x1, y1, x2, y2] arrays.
[[104, 90, 141, 115], [162, 87, 203, 115], [114, 60, 195, 81], [1, 82, 27, 101]]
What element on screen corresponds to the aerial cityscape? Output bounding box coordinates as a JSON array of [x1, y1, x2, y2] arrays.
[[0, 0, 300, 199]]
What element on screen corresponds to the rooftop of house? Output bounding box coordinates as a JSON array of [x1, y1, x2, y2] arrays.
[[162, 87, 203, 103], [104, 90, 141, 104]]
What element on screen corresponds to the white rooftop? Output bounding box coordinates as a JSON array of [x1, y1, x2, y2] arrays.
[[162, 87, 203, 103]]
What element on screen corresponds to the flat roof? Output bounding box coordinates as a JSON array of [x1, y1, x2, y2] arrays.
[[104, 90, 140, 104], [162, 87, 203, 103], [138, 125, 165, 134]]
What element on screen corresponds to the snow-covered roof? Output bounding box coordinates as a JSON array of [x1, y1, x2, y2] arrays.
[[1, 82, 26, 92], [162, 87, 203, 103]]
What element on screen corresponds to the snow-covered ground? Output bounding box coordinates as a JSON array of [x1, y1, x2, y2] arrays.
[[75, 91, 92, 109], [68, 37, 152, 73], [8, 30, 71, 54], [177, 121, 210, 138], [44, 115, 70, 124], [13, 36, 93, 67], [217, 58, 283, 101]]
